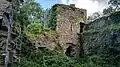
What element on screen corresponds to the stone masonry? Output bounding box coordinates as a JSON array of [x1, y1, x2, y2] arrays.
[[53, 4, 87, 55]]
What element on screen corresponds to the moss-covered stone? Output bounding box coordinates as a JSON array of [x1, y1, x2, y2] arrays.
[[83, 11, 120, 67]]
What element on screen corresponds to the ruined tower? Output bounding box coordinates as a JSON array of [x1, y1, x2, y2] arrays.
[[52, 4, 87, 55]]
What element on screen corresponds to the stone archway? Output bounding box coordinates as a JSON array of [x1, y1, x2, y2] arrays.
[[65, 43, 76, 57]]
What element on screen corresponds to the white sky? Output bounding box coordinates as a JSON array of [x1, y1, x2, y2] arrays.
[[60, 0, 109, 15]]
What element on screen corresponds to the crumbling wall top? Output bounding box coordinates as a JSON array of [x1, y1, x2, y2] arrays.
[[52, 4, 87, 24]]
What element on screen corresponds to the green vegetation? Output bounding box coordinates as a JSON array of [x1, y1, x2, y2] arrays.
[[1, 0, 120, 67], [103, 0, 120, 16], [83, 29, 99, 34], [108, 0, 120, 11], [106, 24, 120, 31], [47, 7, 57, 30], [12, 0, 120, 67], [26, 21, 43, 34], [13, 50, 104, 67], [84, 24, 120, 34], [110, 11, 120, 24]]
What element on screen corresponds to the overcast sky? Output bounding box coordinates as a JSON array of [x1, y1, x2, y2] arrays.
[[61, 0, 109, 15], [36, 0, 109, 15]]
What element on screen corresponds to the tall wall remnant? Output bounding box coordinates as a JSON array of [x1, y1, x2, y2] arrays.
[[52, 4, 87, 56], [0, 0, 15, 67]]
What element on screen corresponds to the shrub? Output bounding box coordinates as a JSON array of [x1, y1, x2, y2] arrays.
[[13, 50, 104, 67], [26, 22, 43, 34]]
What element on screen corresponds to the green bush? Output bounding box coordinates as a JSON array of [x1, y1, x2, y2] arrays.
[[78, 55, 104, 67], [26, 22, 43, 34], [13, 50, 104, 67]]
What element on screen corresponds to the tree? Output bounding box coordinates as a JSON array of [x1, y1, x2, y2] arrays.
[[26, 20, 43, 34], [108, 0, 120, 10], [24, 0, 44, 22], [14, 0, 45, 33], [16, 0, 44, 23], [87, 12, 103, 22], [47, 7, 57, 30], [41, 8, 51, 28], [103, 6, 115, 16]]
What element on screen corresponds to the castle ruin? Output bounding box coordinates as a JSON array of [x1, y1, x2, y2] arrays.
[[52, 4, 87, 56]]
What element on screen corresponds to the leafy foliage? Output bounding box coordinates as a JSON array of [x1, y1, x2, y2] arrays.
[[26, 21, 43, 34], [47, 7, 57, 30], [13, 50, 104, 67], [110, 11, 120, 24], [103, 0, 120, 16], [108, 0, 120, 10], [87, 12, 103, 22], [2, 0, 120, 67], [103, 6, 115, 16], [14, 0, 44, 30]]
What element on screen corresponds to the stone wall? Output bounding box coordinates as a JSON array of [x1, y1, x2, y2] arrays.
[[82, 11, 120, 66], [30, 4, 87, 56], [30, 31, 59, 51], [0, 0, 12, 66], [53, 4, 87, 54]]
